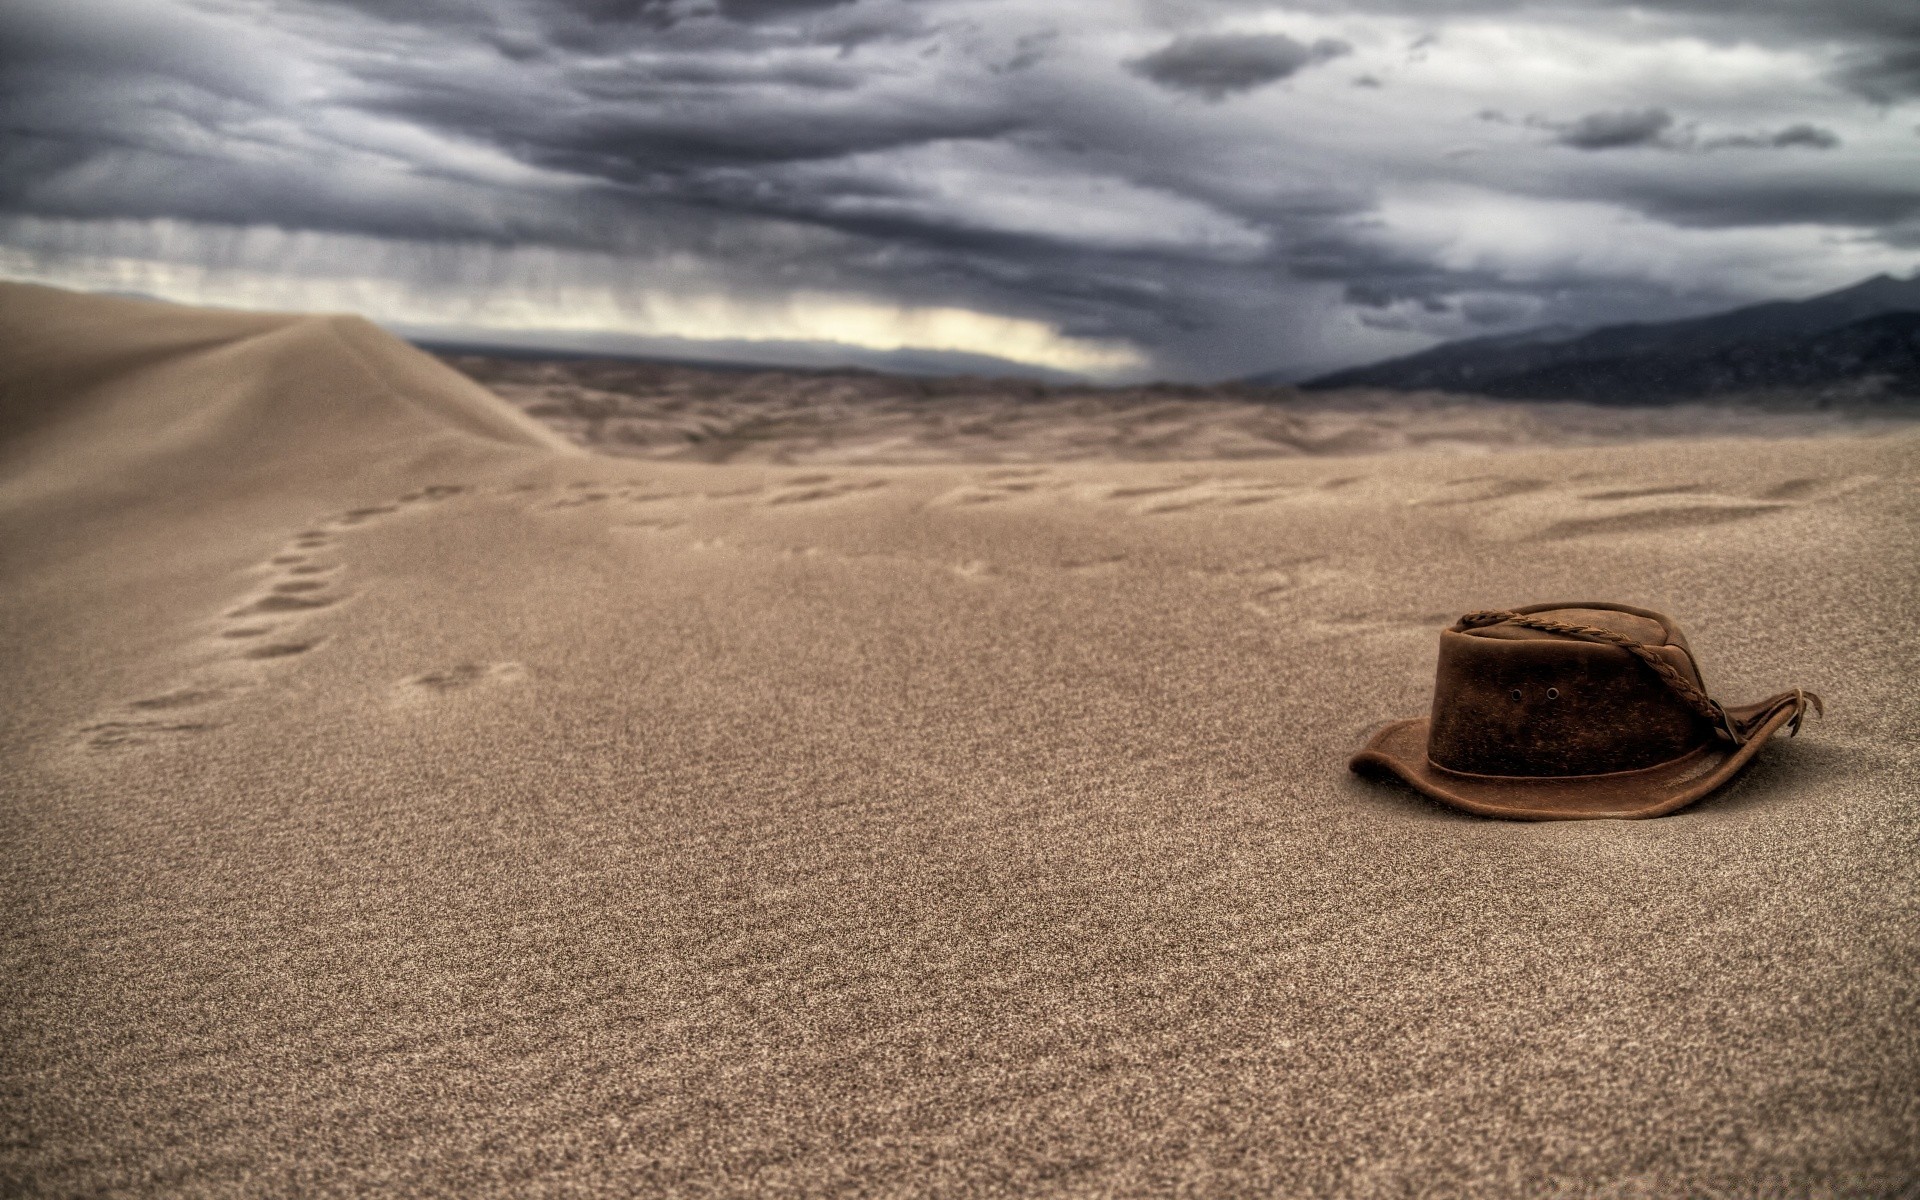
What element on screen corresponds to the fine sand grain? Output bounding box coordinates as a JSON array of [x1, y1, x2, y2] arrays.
[[3, 283, 1917, 1197]]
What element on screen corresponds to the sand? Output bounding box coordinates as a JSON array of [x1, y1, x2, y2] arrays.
[[443, 352, 1911, 465], [2, 282, 1917, 1197]]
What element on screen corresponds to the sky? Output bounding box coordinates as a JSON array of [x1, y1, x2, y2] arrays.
[[1, 0, 1917, 382]]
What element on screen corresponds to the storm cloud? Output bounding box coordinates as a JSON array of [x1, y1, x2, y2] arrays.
[[1, 0, 1916, 381], [1129, 33, 1351, 100], [1555, 108, 1676, 150]]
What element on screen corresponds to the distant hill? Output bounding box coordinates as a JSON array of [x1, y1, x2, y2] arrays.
[[1290, 273, 1920, 403]]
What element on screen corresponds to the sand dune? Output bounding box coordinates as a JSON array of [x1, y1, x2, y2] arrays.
[[444, 351, 1910, 465], [3, 285, 1917, 1196]]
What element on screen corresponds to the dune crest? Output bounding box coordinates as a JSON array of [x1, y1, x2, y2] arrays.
[[0, 284, 571, 511]]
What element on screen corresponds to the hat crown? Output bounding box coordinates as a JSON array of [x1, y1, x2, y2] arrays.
[[1426, 604, 1712, 777]]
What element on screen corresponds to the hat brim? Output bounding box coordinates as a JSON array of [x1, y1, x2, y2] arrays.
[[1348, 699, 1801, 820]]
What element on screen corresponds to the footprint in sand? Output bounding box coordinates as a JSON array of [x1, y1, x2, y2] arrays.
[[79, 485, 478, 751], [1578, 484, 1707, 502], [229, 592, 340, 617], [1529, 503, 1788, 542], [542, 490, 614, 510], [128, 686, 235, 711], [1751, 475, 1873, 502], [83, 679, 248, 748], [1192, 557, 1345, 617], [1412, 478, 1551, 508], [1106, 483, 1187, 501], [79, 719, 220, 749], [763, 476, 890, 506], [1088, 477, 1296, 516], [931, 470, 1063, 508], [398, 484, 470, 504], [399, 662, 527, 696], [1760, 478, 1823, 501], [932, 486, 1016, 507], [242, 639, 324, 660], [1409, 472, 1819, 543]]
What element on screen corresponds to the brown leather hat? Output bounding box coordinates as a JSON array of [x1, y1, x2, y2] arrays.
[[1349, 602, 1822, 820]]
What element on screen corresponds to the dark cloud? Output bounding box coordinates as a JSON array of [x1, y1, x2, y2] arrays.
[[1539, 108, 1837, 155], [401, 95, 1018, 174], [1764, 123, 1842, 149], [1555, 108, 1676, 150], [1342, 282, 1398, 308], [1606, 178, 1920, 229], [1704, 123, 1842, 150], [1459, 294, 1537, 325], [1250, 0, 1920, 99], [1, 0, 1915, 382], [1838, 46, 1920, 103], [0, 0, 278, 103], [1129, 33, 1350, 100], [716, 0, 859, 20]]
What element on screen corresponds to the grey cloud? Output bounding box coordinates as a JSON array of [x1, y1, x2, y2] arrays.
[[1766, 123, 1842, 149], [1458, 293, 1537, 326], [385, 90, 1021, 172], [0, 0, 284, 104], [1838, 46, 1920, 102], [1129, 33, 1350, 100], [1704, 124, 1842, 150], [3, 0, 1917, 383], [1536, 108, 1840, 154], [1555, 108, 1675, 150], [716, 0, 859, 20], [1217, 0, 1918, 42], [1602, 178, 1920, 229], [1214, 0, 1920, 103], [1342, 282, 1397, 308]]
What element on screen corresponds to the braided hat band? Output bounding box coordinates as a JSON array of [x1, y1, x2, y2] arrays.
[[1451, 609, 1822, 747]]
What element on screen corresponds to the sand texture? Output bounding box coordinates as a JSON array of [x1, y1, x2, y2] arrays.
[[3, 283, 1918, 1197], [443, 353, 1910, 465]]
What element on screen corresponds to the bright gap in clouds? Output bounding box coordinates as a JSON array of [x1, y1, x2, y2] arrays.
[[0, 218, 1148, 377]]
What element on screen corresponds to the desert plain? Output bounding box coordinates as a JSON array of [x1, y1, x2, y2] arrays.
[[2, 282, 1917, 1196]]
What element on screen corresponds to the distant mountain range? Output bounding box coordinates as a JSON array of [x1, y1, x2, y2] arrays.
[[1288, 273, 1920, 403]]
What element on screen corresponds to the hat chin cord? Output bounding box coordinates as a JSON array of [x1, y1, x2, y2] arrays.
[[1452, 610, 1824, 747]]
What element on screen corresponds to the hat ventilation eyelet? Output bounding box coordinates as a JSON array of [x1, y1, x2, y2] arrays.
[[1510, 689, 1523, 702], [1547, 687, 1560, 700]]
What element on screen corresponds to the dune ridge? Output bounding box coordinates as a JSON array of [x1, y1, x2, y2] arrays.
[[2, 286, 1917, 1197], [0, 284, 568, 509]]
